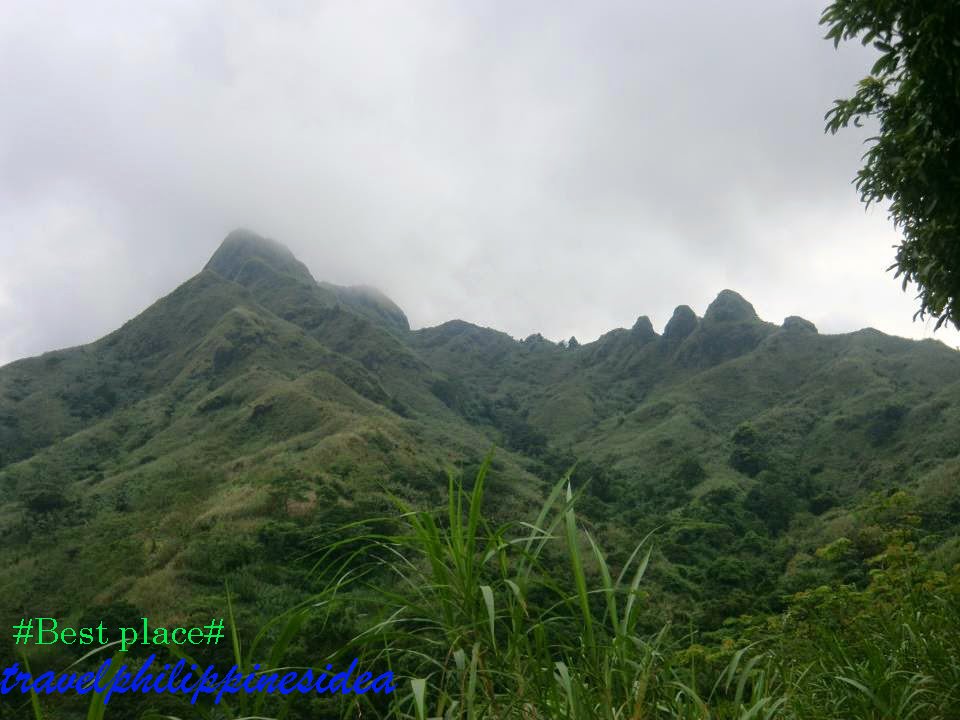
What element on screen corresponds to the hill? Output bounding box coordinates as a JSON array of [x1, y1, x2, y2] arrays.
[[2, 228, 959, 654]]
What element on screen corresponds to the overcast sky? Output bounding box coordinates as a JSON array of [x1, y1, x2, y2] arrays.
[[1, 0, 957, 367]]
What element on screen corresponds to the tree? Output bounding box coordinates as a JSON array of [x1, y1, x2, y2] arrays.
[[673, 456, 707, 489], [22, 485, 69, 516], [729, 422, 765, 477], [745, 479, 798, 534], [266, 472, 310, 515], [822, 1, 960, 328]]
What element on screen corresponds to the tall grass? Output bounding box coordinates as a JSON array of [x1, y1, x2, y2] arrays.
[[307, 458, 960, 720], [309, 457, 785, 719], [19, 458, 960, 720]]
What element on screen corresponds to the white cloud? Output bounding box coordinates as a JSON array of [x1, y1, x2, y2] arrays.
[[1, 0, 956, 367]]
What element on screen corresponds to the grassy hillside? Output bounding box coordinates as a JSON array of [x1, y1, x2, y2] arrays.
[[1, 229, 959, 718]]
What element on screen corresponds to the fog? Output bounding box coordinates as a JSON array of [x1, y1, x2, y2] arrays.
[[2, 0, 956, 366]]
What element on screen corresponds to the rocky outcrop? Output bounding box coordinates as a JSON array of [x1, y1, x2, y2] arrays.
[[205, 228, 315, 285], [674, 291, 773, 367], [663, 305, 699, 341], [782, 316, 818, 334], [703, 290, 759, 324], [632, 315, 658, 342]]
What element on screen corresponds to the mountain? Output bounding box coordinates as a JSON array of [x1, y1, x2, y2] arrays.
[[2, 229, 960, 641]]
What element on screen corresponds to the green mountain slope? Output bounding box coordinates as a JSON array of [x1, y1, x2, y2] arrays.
[[2, 229, 959, 640]]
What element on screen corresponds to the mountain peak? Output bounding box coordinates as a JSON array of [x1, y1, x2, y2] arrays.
[[632, 315, 657, 340], [782, 315, 818, 334], [204, 229, 314, 284], [703, 289, 758, 323], [663, 305, 699, 340]]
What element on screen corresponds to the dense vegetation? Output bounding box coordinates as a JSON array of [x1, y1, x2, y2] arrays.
[[823, 0, 960, 328], [1, 230, 959, 718]]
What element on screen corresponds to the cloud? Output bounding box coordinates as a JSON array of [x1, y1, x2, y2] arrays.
[[1, 0, 956, 366]]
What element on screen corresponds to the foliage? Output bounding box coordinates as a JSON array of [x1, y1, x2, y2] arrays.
[[729, 422, 765, 477], [822, 0, 960, 328], [2, 232, 960, 718], [304, 460, 789, 719]]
